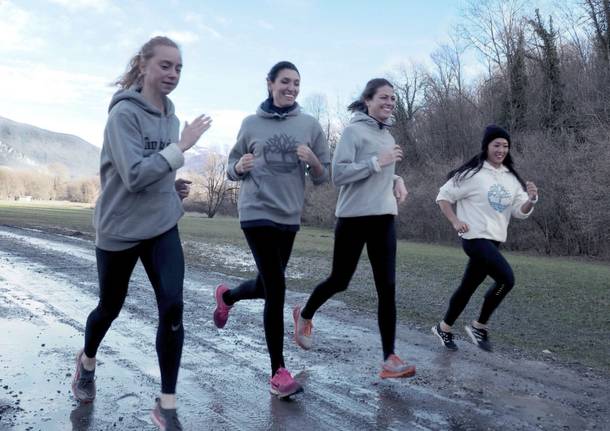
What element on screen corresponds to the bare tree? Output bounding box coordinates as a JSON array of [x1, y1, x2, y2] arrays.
[[201, 153, 236, 218]]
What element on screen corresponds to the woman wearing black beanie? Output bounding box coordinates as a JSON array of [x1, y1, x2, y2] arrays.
[[431, 125, 539, 352]]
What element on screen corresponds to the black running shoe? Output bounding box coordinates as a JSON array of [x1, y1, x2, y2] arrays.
[[465, 325, 492, 352], [151, 398, 183, 431], [432, 323, 458, 351]]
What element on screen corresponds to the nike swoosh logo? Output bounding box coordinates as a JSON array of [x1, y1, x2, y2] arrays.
[[171, 323, 182, 331]]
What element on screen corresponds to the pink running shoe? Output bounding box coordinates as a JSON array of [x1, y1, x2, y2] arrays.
[[71, 349, 96, 403], [269, 367, 303, 399], [213, 284, 232, 328], [293, 305, 313, 350], [379, 354, 416, 379]]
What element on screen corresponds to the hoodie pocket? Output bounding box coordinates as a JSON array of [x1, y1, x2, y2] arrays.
[[256, 174, 303, 217]]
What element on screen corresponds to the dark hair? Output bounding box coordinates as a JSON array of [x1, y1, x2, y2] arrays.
[[347, 78, 394, 113], [114, 36, 180, 89], [448, 125, 526, 189], [266, 61, 300, 98]]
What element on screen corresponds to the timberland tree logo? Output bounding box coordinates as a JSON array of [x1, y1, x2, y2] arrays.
[[263, 133, 299, 174], [487, 183, 512, 212]]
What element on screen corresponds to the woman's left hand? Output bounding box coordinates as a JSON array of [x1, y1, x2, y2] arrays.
[[296, 145, 318, 165], [297, 144, 324, 177], [526, 181, 538, 201], [175, 178, 192, 201], [394, 177, 408, 204]]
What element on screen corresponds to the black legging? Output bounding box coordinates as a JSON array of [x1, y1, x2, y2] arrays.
[[443, 238, 515, 326], [84, 225, 185, 394], [223, 226, 296, 375], [301, 215, 397, 360]]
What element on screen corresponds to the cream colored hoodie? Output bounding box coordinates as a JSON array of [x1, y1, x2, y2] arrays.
[[436, 161, 532, 242]]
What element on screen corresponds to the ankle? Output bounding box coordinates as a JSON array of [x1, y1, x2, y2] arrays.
[[159, 393, 176, 409], [439, 321, 452, 332], [81, 354, 96, 371], [472, 320, 489, 330]]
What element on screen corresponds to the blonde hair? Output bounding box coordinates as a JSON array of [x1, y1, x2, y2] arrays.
[[114, 36, 180, 89]]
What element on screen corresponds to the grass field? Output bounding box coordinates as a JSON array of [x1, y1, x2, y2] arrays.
[[1, 200, 609, 373]]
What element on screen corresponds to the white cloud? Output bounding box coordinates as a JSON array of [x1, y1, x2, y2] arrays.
[[48, 0, 115, 13], [153, 30, 200, 45], [0, 1, 45, 51], [178, 109, 248, 154], [183, 13, 222, 39]]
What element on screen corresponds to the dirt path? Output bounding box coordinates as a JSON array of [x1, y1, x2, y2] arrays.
[[0, 225, 607, 431]]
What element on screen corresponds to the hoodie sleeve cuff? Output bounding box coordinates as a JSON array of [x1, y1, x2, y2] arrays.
[[370, 156, 382, 173], [159, 143, 185, 171]]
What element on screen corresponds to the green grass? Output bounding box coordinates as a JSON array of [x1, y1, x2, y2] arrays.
[[2, 200, 609, 373]]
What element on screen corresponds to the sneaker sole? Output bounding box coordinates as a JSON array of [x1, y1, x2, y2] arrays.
[[150, 410, 165, 430], [270, 385, 304, 399], [431, 326, 458, 351], [71, 350, 95, 403], [464, 325, 492, 352], [379, 365, 416, 379], [292, 306, 311, 350]]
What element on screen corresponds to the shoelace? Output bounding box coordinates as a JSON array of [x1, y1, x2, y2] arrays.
[[439, 329, 453, 342]]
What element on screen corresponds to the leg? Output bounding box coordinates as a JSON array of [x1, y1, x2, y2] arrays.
[[300, 218, 366, 320], [442, 239, 490, 326], [477, 244, 515, 324], [243, 227, 296, 375], [139, 226, 184, 396], [366, 216, 397, 360], [84, 246, 140, 358], [223, 275, 265, 305]]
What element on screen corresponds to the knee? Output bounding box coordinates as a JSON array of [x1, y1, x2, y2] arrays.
[[160, 300, 184, 326], [326, 275, 350, 294]]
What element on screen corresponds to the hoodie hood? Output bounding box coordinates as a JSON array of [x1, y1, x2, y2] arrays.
[[256, 100, 301, 120], [108, 86, 175, 117], [350, 111, 394, 129]]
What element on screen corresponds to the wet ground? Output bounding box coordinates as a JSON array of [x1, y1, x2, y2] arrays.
[[0, 225, 608, 431]]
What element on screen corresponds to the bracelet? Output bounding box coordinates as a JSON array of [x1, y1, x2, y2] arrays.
[[528, 195, 538, 204]]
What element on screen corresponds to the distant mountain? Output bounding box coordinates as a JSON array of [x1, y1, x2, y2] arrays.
[[0, 116, 100, 178], [181, 146, 212, 173]]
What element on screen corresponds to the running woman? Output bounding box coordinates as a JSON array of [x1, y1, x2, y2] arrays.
[[212, 61, 330, 398], [431, 125, 538, 352], [70, 36, 211, 431], [293, 78, 416, 379]]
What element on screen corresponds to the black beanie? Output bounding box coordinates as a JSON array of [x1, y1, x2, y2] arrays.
[[481, 125, 510, 150]]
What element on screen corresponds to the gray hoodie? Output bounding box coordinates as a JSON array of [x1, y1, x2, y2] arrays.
[[333, 111, 399, 217], [227, 103, 331, 225], [93, 88, 185, 251]]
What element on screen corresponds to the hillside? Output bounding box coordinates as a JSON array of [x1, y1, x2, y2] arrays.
[[0, 116, 100, 178]]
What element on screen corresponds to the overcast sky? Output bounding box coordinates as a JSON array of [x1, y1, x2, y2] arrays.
[[0, 0, 559, 153]]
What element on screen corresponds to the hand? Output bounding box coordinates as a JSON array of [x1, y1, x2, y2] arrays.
[[526, 181, 538, 201], [178, 115, 212, 152], [378, 144, 403, 167], [175, 179, 192, 201], [394, 177, 408, 204], [452, 220, 469, 235], [296, 145, 317, 165], [235, 153, 255, 175]]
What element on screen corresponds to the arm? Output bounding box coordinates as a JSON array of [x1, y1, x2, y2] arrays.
[[393, 175, 408, 204], [226, 121, 253, 181], [331, 127, 378, 186], [106, 111, 184, 193], [512, 181, 538, 218], [438, 200, 469, 234], [297, 122, 331, 185]]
